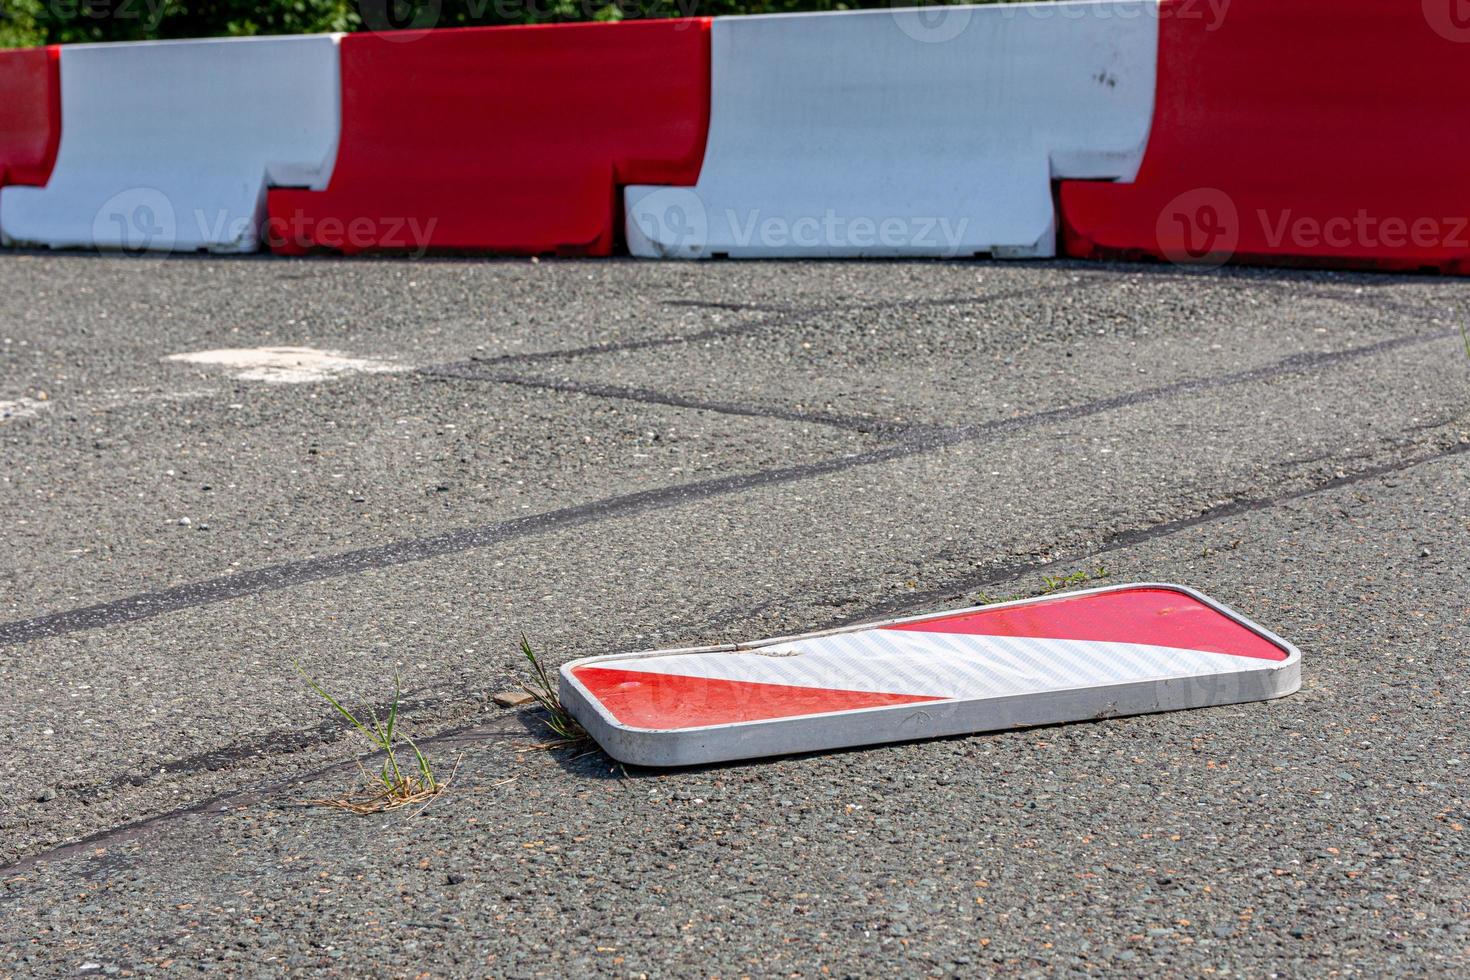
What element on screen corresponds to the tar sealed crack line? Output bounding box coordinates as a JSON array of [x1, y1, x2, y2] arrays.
[[0, 325, 1458, 648]]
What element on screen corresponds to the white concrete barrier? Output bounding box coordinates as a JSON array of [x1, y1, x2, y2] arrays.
[[0, 35, 341, 253], [626, 1, 1157, 259]]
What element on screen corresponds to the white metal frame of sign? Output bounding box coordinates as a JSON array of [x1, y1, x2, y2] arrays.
[[559, 583, 1301, 767]]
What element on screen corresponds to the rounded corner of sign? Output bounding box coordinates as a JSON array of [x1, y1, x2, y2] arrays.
[[557, 663, 606, 712], [1129, 581, 1303, 664], [1273, 639, 1305, 670], [1113, 580, 1201, 598], [557, 655, 595, 684], [1116, 580, 1241, 611], [557, 669, 686, 753], [1268, 649, 1304, 695], [580, 716, 696, 768]]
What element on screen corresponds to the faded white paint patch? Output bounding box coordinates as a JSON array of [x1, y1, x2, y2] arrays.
[[163, 346, 407, 384], [0, 397, 49, 422]]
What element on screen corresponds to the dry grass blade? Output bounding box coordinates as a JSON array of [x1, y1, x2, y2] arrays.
[[309, 775, 441, 816], [518, 635, 589, 746]]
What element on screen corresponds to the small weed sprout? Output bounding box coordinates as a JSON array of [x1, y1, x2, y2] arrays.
[[296, 664, 444, 814], [979, 566, 1109, 605], [519, 636, 588, 746], [1041, 568, 1105, 593]]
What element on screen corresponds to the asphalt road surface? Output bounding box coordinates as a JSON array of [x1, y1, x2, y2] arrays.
[[2, 253, 1468, 976]]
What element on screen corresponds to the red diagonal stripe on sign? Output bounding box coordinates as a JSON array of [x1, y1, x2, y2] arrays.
[[572, 666, 946, 730], [885, 587, 1287, 661]]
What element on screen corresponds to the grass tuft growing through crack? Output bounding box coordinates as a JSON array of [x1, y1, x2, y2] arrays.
[[296, 663, 445, 815], [976, 566, 1109, 606], [1039, 568, 1104, 594], [519, 635, 588, 747]]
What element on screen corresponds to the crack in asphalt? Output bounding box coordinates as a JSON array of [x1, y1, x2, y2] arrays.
[[6, 432, 1467, 879], [469, 267, 1448, 373], [419, 363, 922, 436], [835, 434, 1470, 628], [0, 719, 529, 878], [0, 324, 1459, 648], [467, 281, 1098, 366]]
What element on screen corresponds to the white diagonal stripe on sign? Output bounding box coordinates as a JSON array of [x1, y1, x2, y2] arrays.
[[601, 629, 1276, 701]]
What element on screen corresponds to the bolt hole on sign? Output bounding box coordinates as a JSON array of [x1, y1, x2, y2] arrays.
[[560, 585, 1300, 767]]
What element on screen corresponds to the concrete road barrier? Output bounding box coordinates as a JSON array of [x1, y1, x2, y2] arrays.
[[0, 36, 341, 253], [1060, 0, 1470, 273], [626, 1, 1158, 259], [268, 21, 710, 257], [0, 46, 60, 191]]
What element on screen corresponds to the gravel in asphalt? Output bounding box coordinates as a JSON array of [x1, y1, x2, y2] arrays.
[[1, 254, 1467, 974]]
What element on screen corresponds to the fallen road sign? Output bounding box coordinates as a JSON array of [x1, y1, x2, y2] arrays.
[[559, 583, 1301, 767]]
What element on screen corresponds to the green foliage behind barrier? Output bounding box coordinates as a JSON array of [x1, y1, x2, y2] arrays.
[[2, 0, 1010, 48]]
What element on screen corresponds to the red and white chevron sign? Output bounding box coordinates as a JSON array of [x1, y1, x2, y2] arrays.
[[560, 584, 1301, 766]]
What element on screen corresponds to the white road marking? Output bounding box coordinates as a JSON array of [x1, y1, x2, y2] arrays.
[[163, 346, 408, 384]]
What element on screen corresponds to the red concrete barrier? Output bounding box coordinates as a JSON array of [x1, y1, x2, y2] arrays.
[[1060, 1, 1470, 274], [0, 46, 61, 188], [268, 20, 710, 257]]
